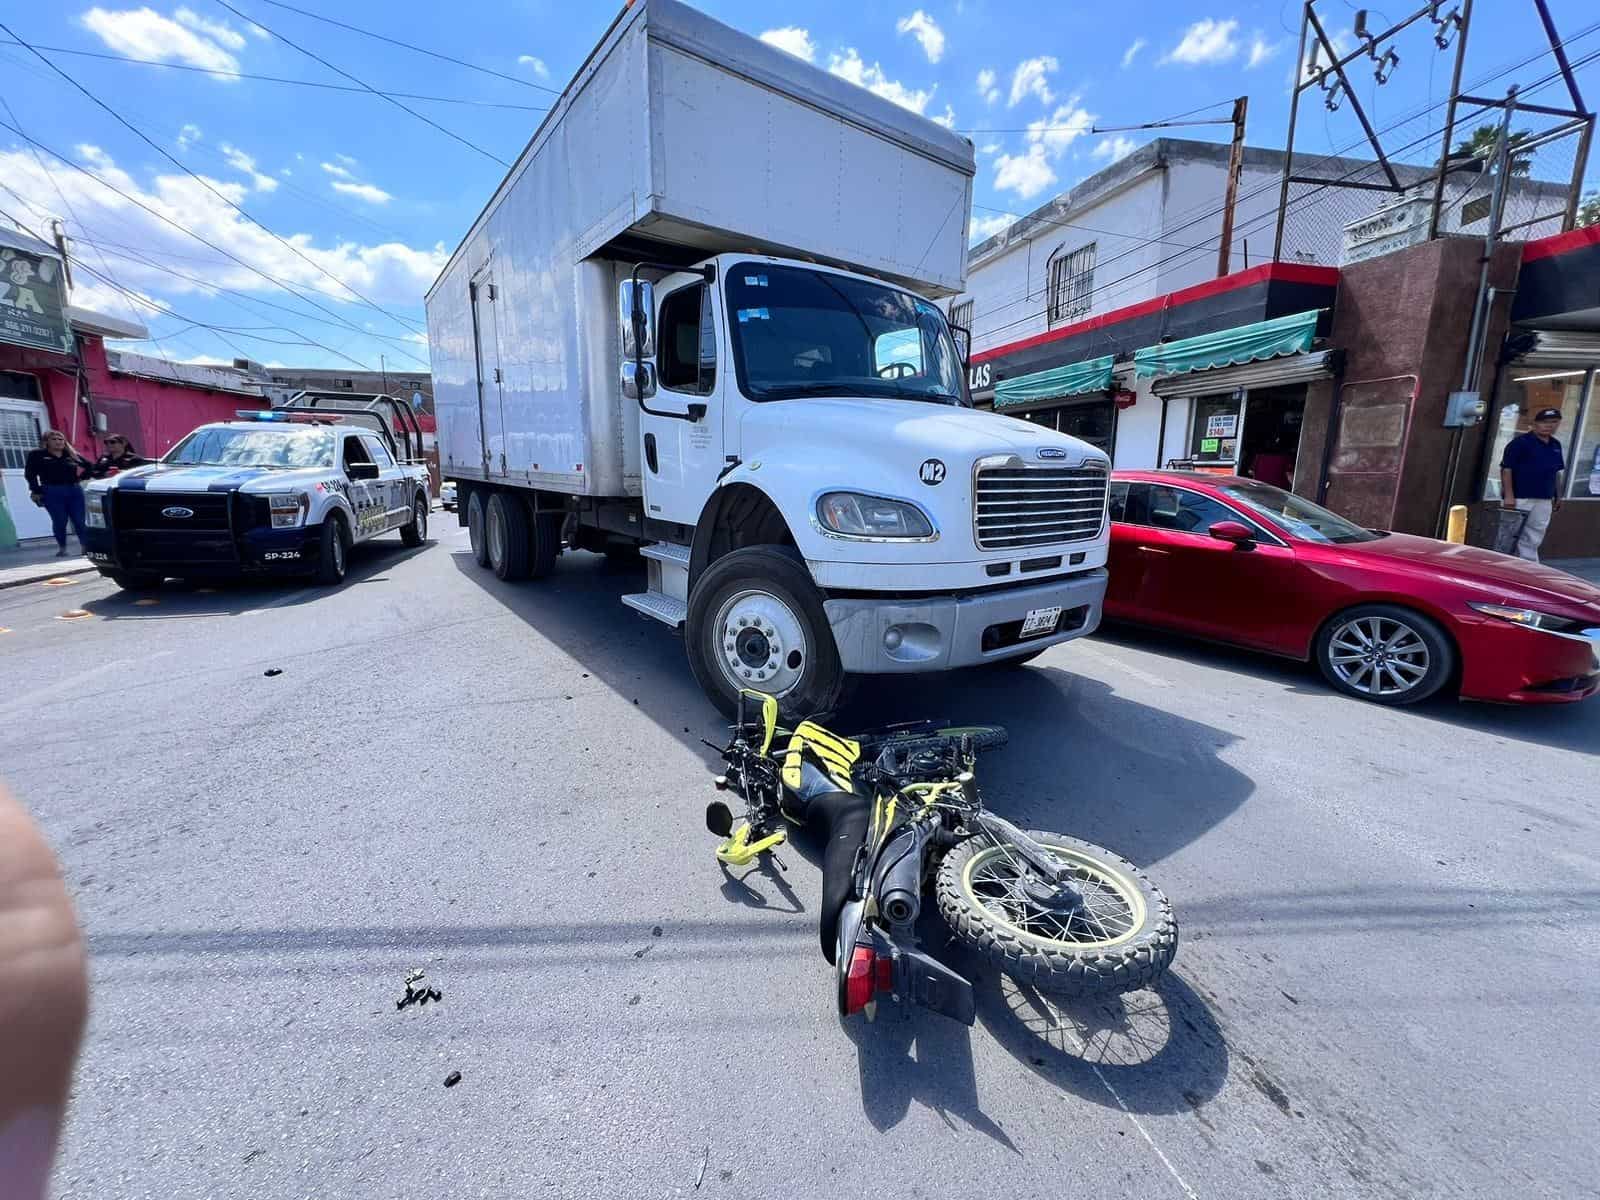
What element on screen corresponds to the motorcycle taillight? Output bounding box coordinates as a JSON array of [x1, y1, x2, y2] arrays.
[[843, 945, 876, 1015]]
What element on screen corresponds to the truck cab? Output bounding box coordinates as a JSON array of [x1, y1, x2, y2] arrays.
[[614, 253, 1108, 713]]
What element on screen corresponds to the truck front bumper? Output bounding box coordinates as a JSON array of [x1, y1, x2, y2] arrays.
[[823, 569, 1107, 673]]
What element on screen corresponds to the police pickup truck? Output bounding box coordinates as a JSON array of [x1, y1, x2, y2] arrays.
[[81, 408, 431, 589]]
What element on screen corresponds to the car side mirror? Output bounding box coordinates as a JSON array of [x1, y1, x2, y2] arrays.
[[618, 278, 657, 402], [348, 462, 380, 481], [1208, 520, 1255, 545]]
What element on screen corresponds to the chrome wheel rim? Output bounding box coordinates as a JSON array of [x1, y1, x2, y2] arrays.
[[488, 507, 505, 565], [332, 527, 345, 574], [416, 499, 427, 538], [964, 841, 1144, 950], [1327, 615, 1430, 697], [711, 588, 808, 697]]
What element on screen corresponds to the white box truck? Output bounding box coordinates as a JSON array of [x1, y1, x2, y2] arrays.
[[425, 0, 1111, 715]]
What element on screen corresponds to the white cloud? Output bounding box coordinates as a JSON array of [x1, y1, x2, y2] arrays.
[[517, 54, 550, 79], [759, 27, 816, 63], [993, 144, 1057, 200], [331, 180, 392, 205], [0, 142, 441, 309], [80, 6, 242, 74], [1092, 135, 1138, 163], [1027, 101, 1095, 159], [896, 11, 945, 64], [931, 105, 957, 129], [176, 122, 202, 150], [1164, 18, 1240, 66], [1008, 56, 1057, 108], [827, 49, 933, 115], [219, 142, 278, 192], [1246, 35, 1280, 69], [970, 212, 1017, 243], [173, 6, 245, 50], [68, 276, 164, 321], [979, 141, 1001, 155], [976, 68, 999, 106], [1121, 38, 1147, 69], [320, 161, 353, 179], [335, 153, 358, 167]]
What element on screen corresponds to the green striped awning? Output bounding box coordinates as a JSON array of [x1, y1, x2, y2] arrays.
[[993, 354, 1114, 409], [1133, 309, 1321, 379]]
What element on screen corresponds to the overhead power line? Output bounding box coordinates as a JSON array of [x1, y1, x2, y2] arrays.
[[214, 0, 511, 167], [250, 0, 563, 96], [0, 40, 550, 110], [0, 116, 430, 367], [0, 24, 428, 338]]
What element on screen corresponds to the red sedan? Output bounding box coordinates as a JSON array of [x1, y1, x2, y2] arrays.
[[1104, 471, 1600, 705]]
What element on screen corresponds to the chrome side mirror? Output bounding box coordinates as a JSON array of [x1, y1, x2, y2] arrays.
[[619, 278, 655, 359], [622, 360, 657, 401]]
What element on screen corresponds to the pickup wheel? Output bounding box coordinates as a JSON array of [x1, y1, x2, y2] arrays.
[[315, 513, 350, 585], [399, 491, 429, 547], [686, 546, 844, 720], [467, 490, 490, 567], [486, 492, 532, 581]]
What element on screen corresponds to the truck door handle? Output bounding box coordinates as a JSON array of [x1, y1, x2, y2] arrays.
[[644, 433, 658, 474]]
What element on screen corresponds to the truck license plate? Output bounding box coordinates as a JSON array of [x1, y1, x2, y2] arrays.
[[1019, 606, 1062, 638]]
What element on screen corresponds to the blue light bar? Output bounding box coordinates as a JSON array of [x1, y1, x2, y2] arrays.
[[236, 409, 287, 420], [233, 409, 340, 424]]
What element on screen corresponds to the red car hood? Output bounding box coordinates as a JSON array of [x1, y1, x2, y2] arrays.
[[1332, 533, 1600, 618]]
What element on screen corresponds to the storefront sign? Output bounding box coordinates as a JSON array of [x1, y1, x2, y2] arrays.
[[1205, 413, 1238, 438], [0, 242, 73, 355], [1201, 438, 1220, 454]]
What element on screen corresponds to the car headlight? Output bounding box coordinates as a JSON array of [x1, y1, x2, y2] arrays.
[[267, 493, 310, 528], [1467, 601, 1583, 633], [85, 493, 107, 528], [816, 492, 935, 539]]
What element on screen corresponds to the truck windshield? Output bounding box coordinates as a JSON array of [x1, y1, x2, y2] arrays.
[[1216, 479, 1383, 544], [725, 263, 966, 405], [164, 426, 336, 469]]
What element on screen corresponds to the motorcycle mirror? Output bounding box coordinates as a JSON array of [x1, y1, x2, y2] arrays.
[[705, 801, 735, 838]]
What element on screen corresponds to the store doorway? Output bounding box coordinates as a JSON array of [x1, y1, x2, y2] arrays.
[[1238, 384, 1307, 488]]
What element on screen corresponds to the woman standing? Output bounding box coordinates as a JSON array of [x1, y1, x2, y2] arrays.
[[24, 430, 91, 558]]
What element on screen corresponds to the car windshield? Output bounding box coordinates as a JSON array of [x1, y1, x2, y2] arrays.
[[1216, 479, 1383, 544], [164, 425, 335, 469], [725, 263, 966, 405]]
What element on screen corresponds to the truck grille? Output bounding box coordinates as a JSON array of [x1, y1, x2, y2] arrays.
[[114, 491, 232, 532], [973, 463, 1107, 551]]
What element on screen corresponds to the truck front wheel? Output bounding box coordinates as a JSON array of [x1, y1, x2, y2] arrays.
[[686, 547, 844, 720]]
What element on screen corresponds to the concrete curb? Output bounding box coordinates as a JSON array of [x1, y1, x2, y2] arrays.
[[0, 560, 96, 591]]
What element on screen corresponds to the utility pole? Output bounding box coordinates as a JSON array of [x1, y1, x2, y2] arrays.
[[1216, 96, 1249, 277], [381, 354, 389, 396], [50, 218, 73, 290]]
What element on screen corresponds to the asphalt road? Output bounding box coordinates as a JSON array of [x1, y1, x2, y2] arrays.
[[2, 521, 1597, 1200]]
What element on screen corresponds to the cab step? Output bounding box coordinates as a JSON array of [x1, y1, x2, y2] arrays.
[[622, 541, 691, 628]]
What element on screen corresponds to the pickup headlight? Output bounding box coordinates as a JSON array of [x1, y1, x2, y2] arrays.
[[1467, 601, 1583, 633], [85, 493, 107, 528], [816, 492, 935, 539], [267, 493, 310, 529]]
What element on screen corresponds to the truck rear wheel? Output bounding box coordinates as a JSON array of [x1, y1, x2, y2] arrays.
[[467, 490, 490, 567], [686, 546, 844, 720], [486, 492, 532, 581]]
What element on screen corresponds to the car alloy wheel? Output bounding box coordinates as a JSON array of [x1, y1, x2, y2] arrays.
[[1325, 614, 1430, 698]]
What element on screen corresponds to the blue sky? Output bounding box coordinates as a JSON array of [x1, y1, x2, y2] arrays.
[[1, 0, 1594, 374]]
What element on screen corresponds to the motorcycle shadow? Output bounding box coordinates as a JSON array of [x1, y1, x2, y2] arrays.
[[717, 859, 805, 914]]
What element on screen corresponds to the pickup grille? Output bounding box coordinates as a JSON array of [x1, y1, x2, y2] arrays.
[[973, 463, 1107, 551], [114, 491, 232, 532]]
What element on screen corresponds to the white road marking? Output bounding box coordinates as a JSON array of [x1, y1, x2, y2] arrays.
[[1072, 641, 1173, 689], [0, 651, 174, 714], [240, 588, 313, 617]]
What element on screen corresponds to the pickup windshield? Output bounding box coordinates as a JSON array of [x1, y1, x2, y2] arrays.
[[165, 426, 335, 469], [1217, 479, 1383, 544], [725, 263, 966, 405]]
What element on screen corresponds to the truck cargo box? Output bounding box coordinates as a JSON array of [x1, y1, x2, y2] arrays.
[[426, 0, 976, 497]]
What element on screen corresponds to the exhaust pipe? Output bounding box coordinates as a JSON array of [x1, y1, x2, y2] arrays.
[[875, 826, 923, 928]]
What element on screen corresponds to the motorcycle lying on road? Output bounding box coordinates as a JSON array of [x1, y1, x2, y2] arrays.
[[704, 693, 1178, 1025]]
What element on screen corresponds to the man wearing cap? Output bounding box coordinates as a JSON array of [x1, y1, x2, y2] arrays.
[[1499, 407, 1566, 562]]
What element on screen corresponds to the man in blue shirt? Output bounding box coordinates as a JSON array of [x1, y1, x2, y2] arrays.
[[1499, 407, 1565, 562]]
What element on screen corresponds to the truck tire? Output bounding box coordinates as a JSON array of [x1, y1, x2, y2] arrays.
[[528, 509, 561, 579], [686, 546, 844, 720], [467, 490, 490, 567], [399, 491, 429, 547], [315, 513, 350, 585], [486, 492, 532, 581]]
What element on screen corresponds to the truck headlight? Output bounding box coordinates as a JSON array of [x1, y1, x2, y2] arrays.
[[816, 492, 935, 539], [85, 493, 107, 528], [267, 493, 310, 528], [1467, 601, 1582, 633]]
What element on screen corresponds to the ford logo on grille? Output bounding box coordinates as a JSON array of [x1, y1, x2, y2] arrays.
[[1037, 447, 1068, 459], [161, 506, 195, 519]]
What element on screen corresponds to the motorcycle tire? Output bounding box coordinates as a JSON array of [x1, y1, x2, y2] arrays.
[[937, 830, 1176, 998]]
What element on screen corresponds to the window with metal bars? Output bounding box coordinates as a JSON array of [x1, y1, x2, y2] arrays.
[[1047, 243, 1096, 326]]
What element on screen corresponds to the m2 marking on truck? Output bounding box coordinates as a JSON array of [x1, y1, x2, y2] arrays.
[[920, 459, 946, 486]]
